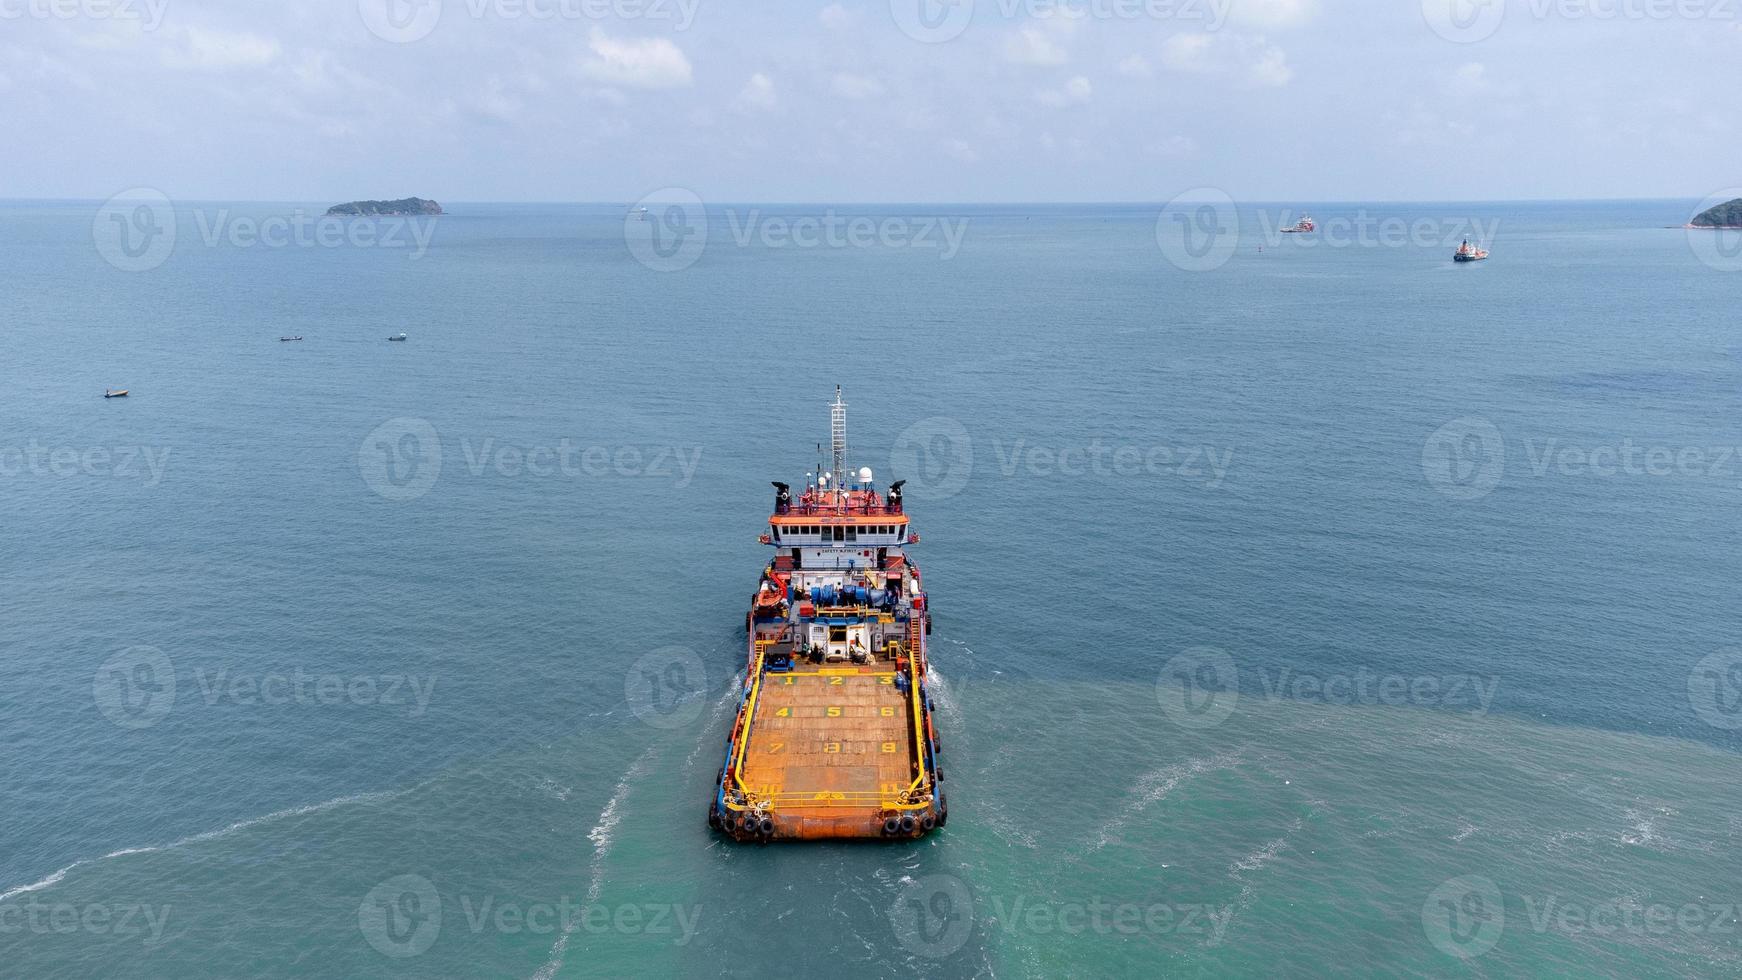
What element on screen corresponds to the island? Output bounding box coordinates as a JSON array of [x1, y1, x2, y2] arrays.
[[326, 197, 443, 217], [1687, 198, 1742, 229]]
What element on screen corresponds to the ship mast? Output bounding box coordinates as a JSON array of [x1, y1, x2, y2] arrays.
[[830, 385, 848, 508]]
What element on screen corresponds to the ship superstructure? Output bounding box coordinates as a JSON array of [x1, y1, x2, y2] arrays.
[[709, 388, 946, 841]]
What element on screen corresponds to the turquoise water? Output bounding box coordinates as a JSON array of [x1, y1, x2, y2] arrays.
[[2, 199, 1740, 977]]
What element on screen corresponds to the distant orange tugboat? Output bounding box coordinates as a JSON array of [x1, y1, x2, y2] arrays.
[[1454, 239, 1490, 262], [710, 388, 945, 841], [1281, 216, 1316, 233]]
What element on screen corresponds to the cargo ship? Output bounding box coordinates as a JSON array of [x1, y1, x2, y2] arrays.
[[709, 387, 946, 841], [1281, 216, 1316, 233], [1454, 239, 1489, 262]]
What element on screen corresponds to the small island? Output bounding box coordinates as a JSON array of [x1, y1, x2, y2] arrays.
[[326, 197, 443, 217], [1687, 198, 1742, 229]]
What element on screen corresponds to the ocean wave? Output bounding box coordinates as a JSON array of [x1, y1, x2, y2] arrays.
[[1231, 818, 1301, 875], [1085, 753, 1243, 855], [533, 746, 656, 980], [0, 784, 425, 906]]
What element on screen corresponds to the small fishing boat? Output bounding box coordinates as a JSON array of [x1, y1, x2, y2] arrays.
[[1454, 239, 1490, 263], [280, 336, 303, 342], [104, 388, 129, 398], [388, 333, 408, 342]]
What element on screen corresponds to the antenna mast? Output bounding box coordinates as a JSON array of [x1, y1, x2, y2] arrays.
[[830, 385, 848, 507]]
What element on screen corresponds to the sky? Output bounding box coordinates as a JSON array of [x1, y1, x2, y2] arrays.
[[3, 0, 1741, 202]]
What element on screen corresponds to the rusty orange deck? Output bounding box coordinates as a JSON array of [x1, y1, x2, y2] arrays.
[[736, 666, 917, 820]]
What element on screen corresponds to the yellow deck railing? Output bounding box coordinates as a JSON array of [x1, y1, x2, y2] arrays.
[[724, 637, 934, 814]]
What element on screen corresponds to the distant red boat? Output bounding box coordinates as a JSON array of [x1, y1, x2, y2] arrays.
[[1454, 239, 1490, 262], [1281, 216, 1316, 234]]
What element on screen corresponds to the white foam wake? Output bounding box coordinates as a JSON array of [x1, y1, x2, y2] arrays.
[[0, 784, 424, 906], [532, 747, 657, 980], [1085, 753, 1242, 854]]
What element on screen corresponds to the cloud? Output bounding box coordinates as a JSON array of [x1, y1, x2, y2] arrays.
[[1035, 75, 1092, 107], [831, 72, 884, 100], [1004, 14, 1078, 67], [160, 27, 280, 71], [818, 3, 854, 29], [1149, 134, 1199, 157], [945, 138, 979, 163], [579, 28, 692, 90], [1117, 55, 1153, 78], [1225, 0, 1321, 29], [1161, 32, 1293, 88], [735, 72, 777, 111]]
